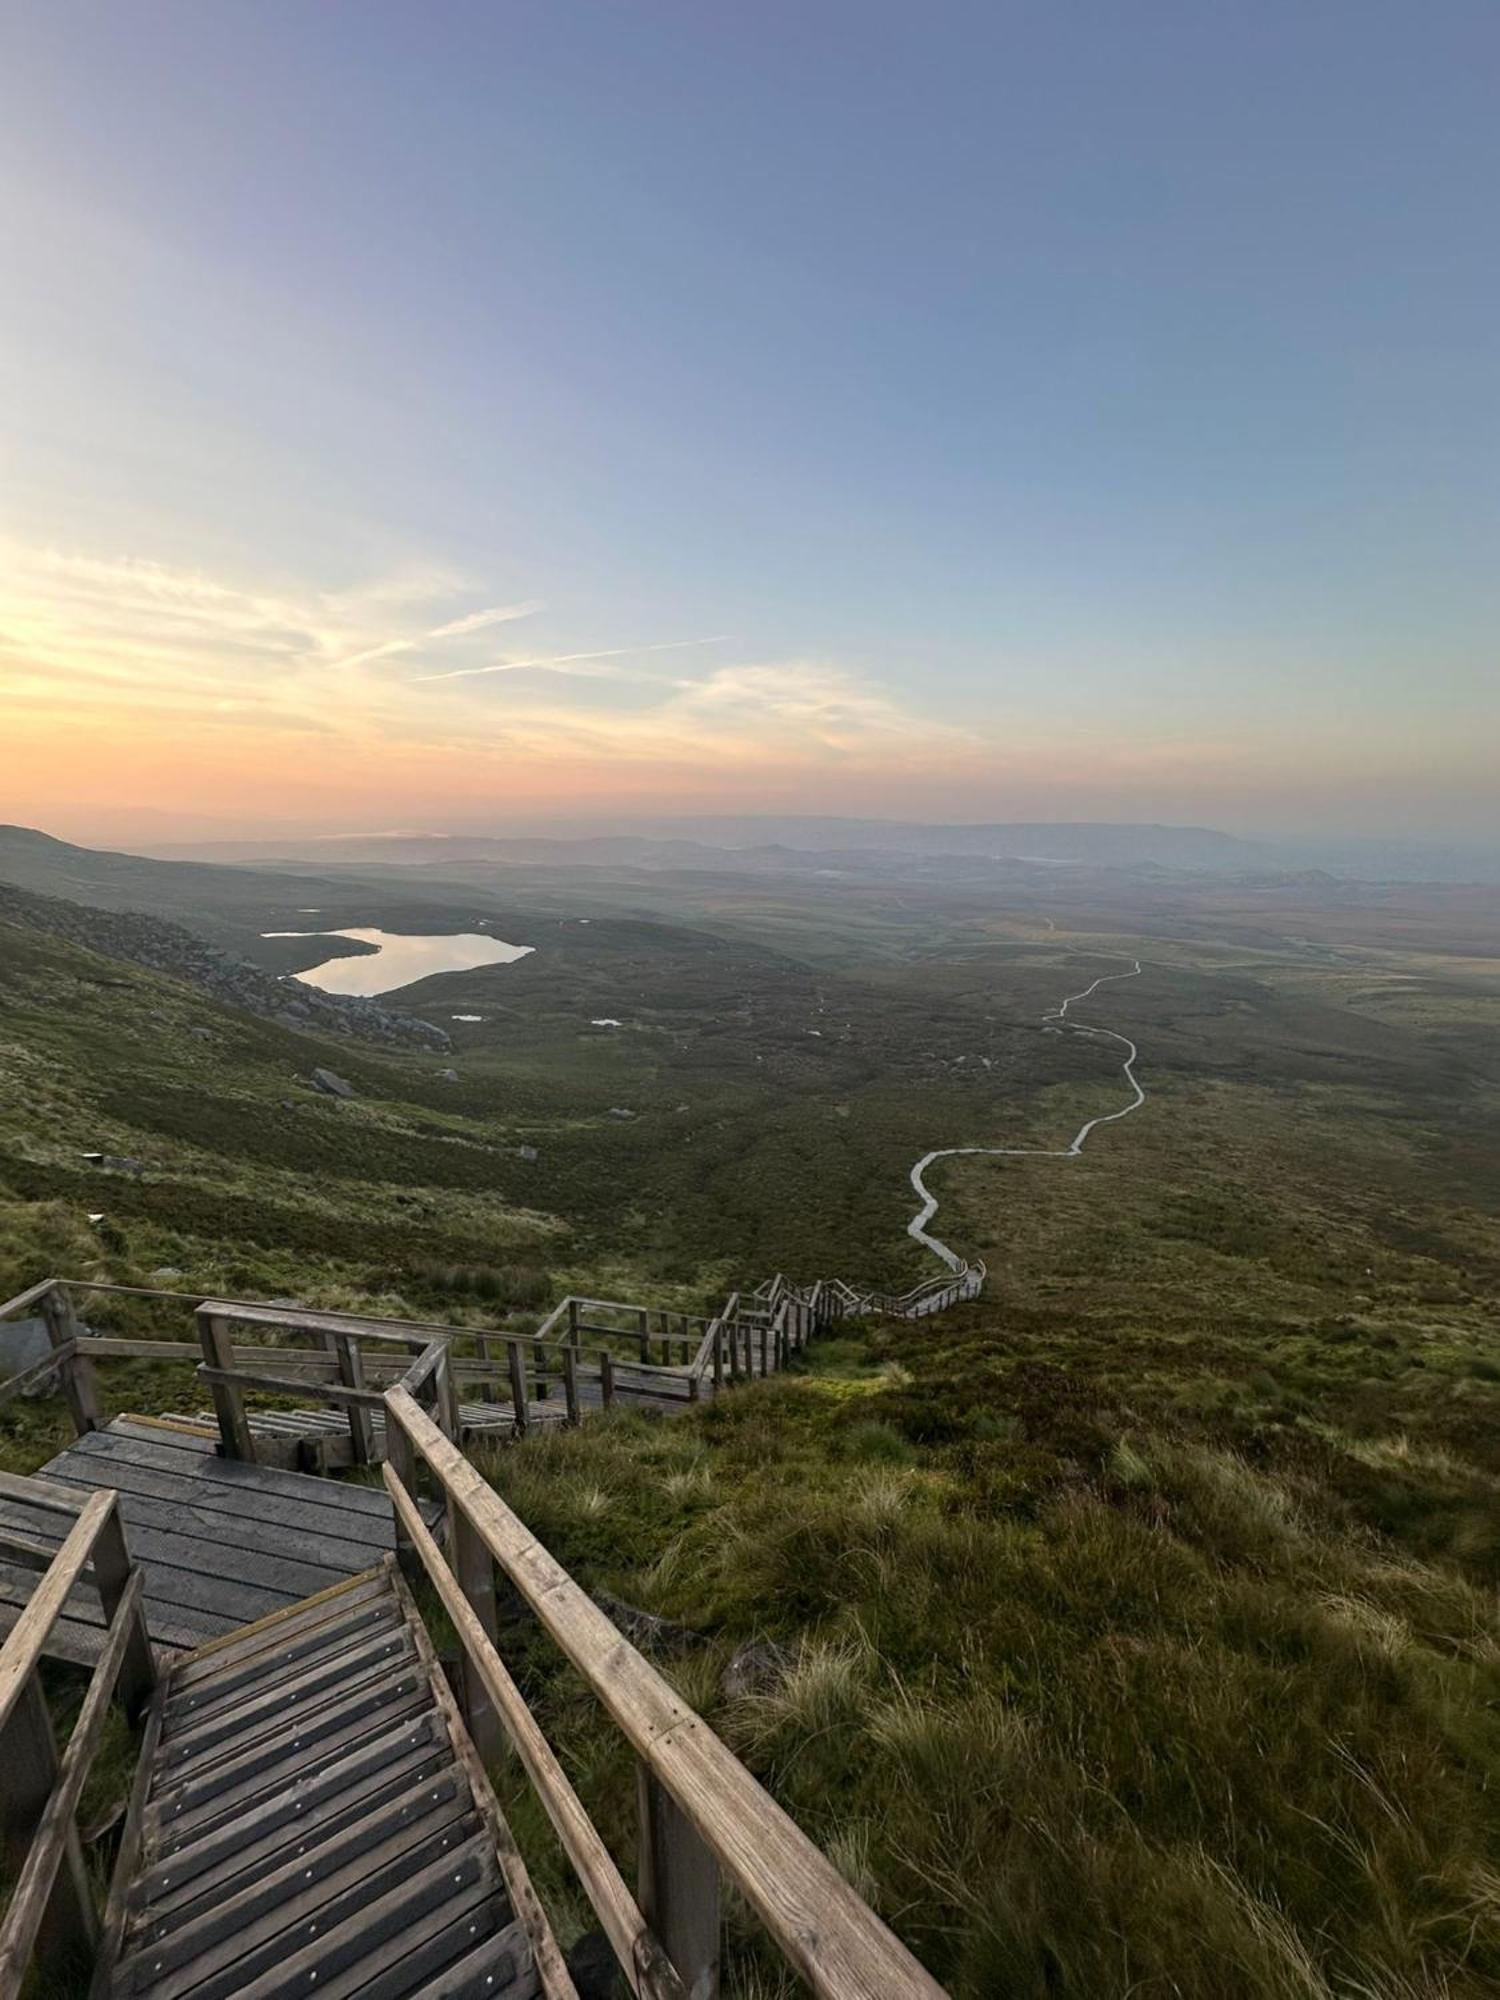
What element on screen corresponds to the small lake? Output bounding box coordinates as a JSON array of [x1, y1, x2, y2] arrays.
[[261, 928, 534, 997]]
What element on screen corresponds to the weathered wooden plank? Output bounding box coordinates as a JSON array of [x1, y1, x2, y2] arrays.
[[200, 1301, 437, 1349], [159, 1625, 416, 1778], [89, 1690, 164, 2000], [402, 1928, 543, 2000], [349, 1907, 530, 2000], [220, 1836, 499, 2000], [114, 1797, 480, 2000], [133, 1720, 452, 1917], [0, 1497, 360, 1610], [90, 1499, 157, 1721], [164, 1607, 406, 1741], [0, 1483, 383, 1577], [54, 1431, 398, 1527], [0, 1482, 343, 1630], [78, 1337, 339, 1370], [136, 1771, 469, 1964], [197, 1312, 254, 1462], [0, 1465, 96, 1514], [132, 1770, 468, 1964], [390, 1567, 577, 2000], [0, 1672, 99, 1982], [104, 1418, 219, 1455], [39, 1455, 395, 1555], [0, 1568, 145, 1993], [0, 1341, 75, 1407], [167, 1571, 394, 1700], [101, 1419, 399, 1513], [0, 1276, 60, 1321], [0, 1519, 96, 1576], [197, 1362, 387, 1410], [0, 1489, 116, 1733], [385, 1468, 678, 2000], [0, 1595, 105, 1670], [386, 1390, 949, 2000], [149, 1678, 433, 1842]]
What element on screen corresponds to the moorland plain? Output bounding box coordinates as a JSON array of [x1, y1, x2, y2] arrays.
[[2, 838, 1499, 1994]]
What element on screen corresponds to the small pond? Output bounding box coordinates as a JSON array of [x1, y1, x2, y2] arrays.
[[261, 928, 534, 997]]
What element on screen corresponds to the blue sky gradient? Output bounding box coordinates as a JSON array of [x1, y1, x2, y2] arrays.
[[1, 2, 1495, 838]]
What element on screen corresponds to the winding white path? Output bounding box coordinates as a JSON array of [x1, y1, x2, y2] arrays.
[[907, 959, 1146, 1273]]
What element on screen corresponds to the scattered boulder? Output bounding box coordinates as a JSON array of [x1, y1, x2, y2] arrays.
[[435, 1068, 459, 1083], [514, 1145, 539, 1163], [81, 1152, 145, 1176], [591, 1590, 701, 1656], [148, 1266, 184, 1283], [721, 1638, 794, 1702], [608, 1107, 636, 1121], [310, 1067, 356, 1099]]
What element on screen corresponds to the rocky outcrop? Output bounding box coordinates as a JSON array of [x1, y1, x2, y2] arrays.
[[0, 882, 450, 1051]]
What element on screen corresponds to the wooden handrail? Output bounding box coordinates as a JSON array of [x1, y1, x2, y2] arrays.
[[0, 1481, 156, 2000], [0, 1276, 62, 1322], [0, 1494, 117, 1729], [0, 1570, 145, 1994], [383, 1386, 948, 2000], [383, 1467, 686, 2000]]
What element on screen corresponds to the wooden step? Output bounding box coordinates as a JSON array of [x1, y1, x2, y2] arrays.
[[99, 1562, 561, 2000]]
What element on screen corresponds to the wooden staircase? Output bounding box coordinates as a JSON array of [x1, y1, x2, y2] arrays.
[[99, 1562, 562, 2000]]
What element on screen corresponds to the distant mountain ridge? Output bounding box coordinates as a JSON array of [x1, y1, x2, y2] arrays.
[[143, 817, 1259, 873]]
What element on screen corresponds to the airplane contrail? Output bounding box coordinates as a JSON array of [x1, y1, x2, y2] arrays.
[[414, 635, 729, 684]]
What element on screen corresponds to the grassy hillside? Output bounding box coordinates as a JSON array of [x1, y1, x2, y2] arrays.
[[2, 849, 1499, 1994]]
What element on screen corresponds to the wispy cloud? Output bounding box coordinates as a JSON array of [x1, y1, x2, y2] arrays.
[[0, 537, 974, 834], [413, 635, 729, 684], [332, 598, 543, 669], [427, 602, 544, 640]]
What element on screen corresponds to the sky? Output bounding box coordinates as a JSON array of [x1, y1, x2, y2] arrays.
[[1, 1, 1496, 845]]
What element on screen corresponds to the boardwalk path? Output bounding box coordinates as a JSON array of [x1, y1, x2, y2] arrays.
[[906, 959, 1146, 1273]]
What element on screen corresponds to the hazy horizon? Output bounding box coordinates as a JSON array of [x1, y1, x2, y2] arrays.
[[3, 4, 1496, 844]]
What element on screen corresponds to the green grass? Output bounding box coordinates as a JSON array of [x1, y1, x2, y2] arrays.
[[477, 1339, 1500, 1997], [3, 862, 1499, 1994]]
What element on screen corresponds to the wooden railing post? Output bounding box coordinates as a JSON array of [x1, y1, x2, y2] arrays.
[[435, 1343, 461, 1444], [507, 1339, 530, 1433], [448, 1504, 502, 1765], [637, 1763, 720, 2000], [711, 1322, 724, 1392], [759, 1322, 769, 1378], [387, 1421, 421, 1583], [39, 1285, 99, 1435], [0, 1677, 98, 1981], [637, 1307, 650, 1364], [321, 1330, 373, 1465], [599, 1348, 615, 1408], [562, 1345, 580, 1425], [90, 1505, 155, 1721], [196, 1308, 254, 1461]]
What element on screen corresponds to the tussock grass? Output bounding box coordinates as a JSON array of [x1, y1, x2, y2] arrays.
[[481, 1365, 1500, 1997]]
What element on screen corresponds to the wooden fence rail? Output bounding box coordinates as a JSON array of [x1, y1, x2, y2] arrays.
[[0, 1478, 156, 2000], [1, 1261, 979, 1471], [382, 1386, 947, 2000]]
